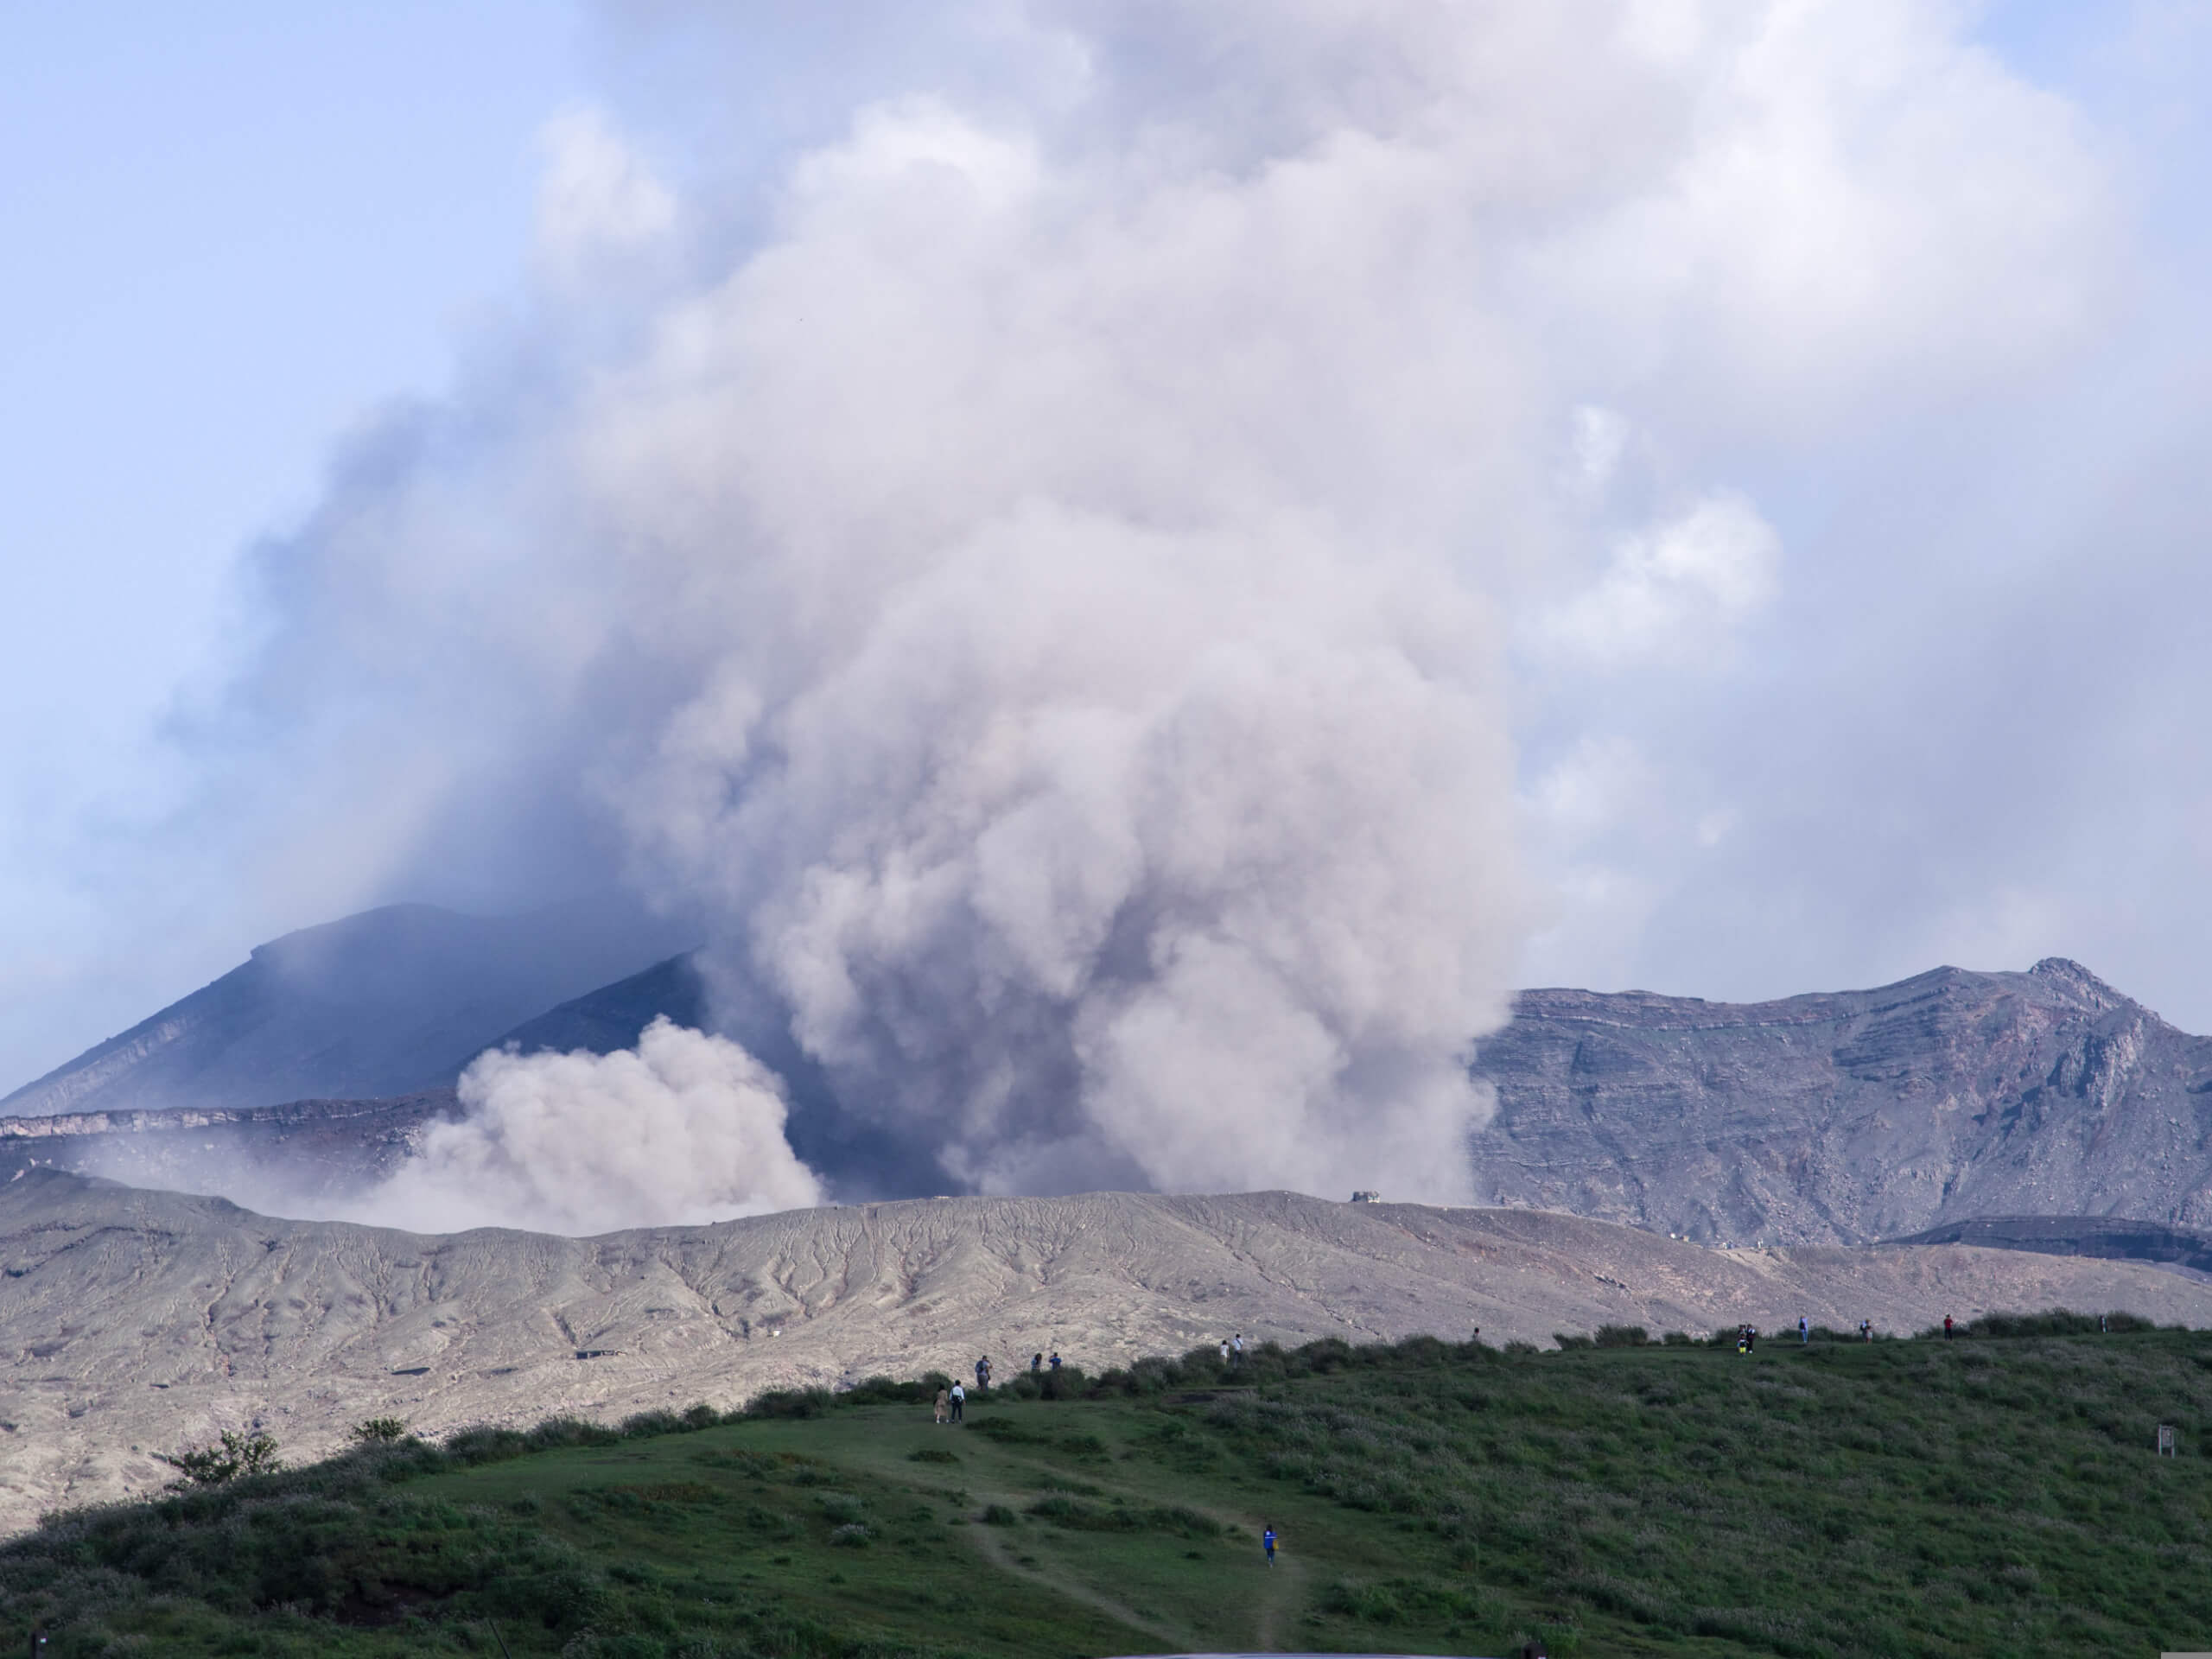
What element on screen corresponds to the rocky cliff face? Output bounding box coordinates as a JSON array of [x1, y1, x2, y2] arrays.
[[1469, 958, 2212, 1245]]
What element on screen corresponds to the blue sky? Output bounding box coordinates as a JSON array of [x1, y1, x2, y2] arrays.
[[4, 2, 2211, 1131], [2, 3, 582, 756], [0, 3, 589, 1073]]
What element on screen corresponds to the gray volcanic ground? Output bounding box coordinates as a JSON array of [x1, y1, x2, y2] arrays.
[[9, 1170, 2212, 1531]]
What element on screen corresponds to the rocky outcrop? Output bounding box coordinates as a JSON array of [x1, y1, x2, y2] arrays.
[[1469, 958, 2212, 1245]]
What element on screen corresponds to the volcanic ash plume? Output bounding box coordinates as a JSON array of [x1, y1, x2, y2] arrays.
[[353, 1020, 823, 1236], [564, 88, 1541, 1205], [238, 5, 2095, 1211]]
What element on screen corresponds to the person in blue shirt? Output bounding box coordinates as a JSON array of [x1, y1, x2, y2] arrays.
[[1262, 1525, 1276, 1566]]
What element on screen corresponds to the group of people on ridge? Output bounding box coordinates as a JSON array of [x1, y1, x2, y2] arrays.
[[930, 1351, 1063, 1425]]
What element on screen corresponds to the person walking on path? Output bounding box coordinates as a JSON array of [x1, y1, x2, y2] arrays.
[[1859, 1319, 1871, 1343], [1031, 1352, 1043, 1374], [1233, 1333, 1245, 1364], [1262, 1525, 1276, 1567], [933, 1387, 949, 1426], [1799, 1316, 1808, 1345], [975, 1357, 990, 1392], [1943, 1315, 1954, 1340], [949, 1382, 965, 1423], [1048, 1351, 1062, 1371]]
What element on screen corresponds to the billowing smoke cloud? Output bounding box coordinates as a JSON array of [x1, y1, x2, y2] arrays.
[[187, 3, 2115, 1215], [352, 1020, 823, 1235]]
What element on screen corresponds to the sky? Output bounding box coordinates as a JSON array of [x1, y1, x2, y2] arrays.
[[4, 3, 2211, 1178]]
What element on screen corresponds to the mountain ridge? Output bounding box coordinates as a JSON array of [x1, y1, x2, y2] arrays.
[[0, 899, 696, 1120], [13, 931, 2212, 1249], [1468, 957, 2212, 1246]]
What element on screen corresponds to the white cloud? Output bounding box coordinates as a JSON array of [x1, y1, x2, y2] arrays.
[[533, 106, 677, 287], [1536, 492, 1781, 669]]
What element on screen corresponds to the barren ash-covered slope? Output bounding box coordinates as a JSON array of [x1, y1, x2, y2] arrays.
[[10, 1170, 2212, 1529], [1470, 957, 2212, 1246]]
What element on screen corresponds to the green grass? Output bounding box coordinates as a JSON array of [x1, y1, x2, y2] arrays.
[[10, 1320, 2212, 1655]]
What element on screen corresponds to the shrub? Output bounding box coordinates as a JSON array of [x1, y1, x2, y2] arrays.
[[1593, 1325, 1650, 1348], [981, 1504, 1019, 1526], [1039, 1365, 1090, 1401], [830, 1522, 873, 1548], [349, 1417, 408, 1446], [907, 1446, 960, 1464], [842, 1375, 943, 1406], [747, 1387, 835, 1419], [156, 1430, 283, 1488]]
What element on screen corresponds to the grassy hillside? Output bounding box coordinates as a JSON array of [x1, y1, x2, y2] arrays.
[[8, 1319, 2212, 1656]]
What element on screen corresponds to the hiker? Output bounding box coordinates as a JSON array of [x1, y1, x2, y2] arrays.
[[1859, 1318, 1871, 1343], [1262, 1525, 1276, 1567], [950, 1381, 965, 1423], [1048, 1351, 1062, 1371], [1745, 1325, 1758, 1353], [1220, 1338, 1230, 1363], [1943, 1315, 1954, 1340], [1233, 1333, 1245, 1363], [933, 1386, 949, 1425], [1799, 1316, 1808, 1345], [1735, 1325, 1748, 1356], [976, 1356, 991, 1391], [1032, 1352, 1043, 1373]]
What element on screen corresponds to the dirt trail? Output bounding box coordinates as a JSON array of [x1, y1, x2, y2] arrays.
[[1247, 1520, 1304, 1650], [963, 1516, 1178, 1649], [950, 1455, 1302, 1653]]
